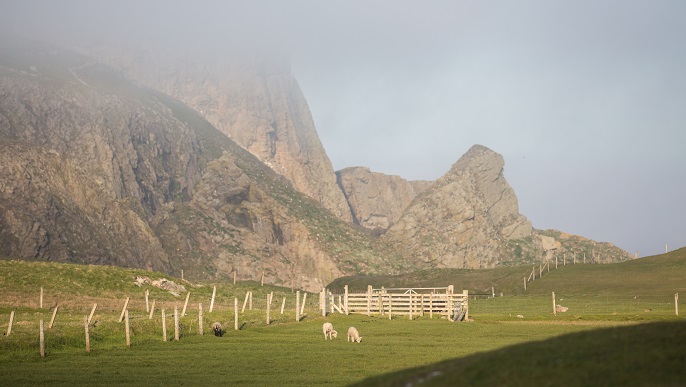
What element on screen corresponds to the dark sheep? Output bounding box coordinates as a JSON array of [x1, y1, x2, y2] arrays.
[[212, 322, 223, 337]]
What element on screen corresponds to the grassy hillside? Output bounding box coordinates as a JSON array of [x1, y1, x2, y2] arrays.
[[0, 259, 317, 314], [329, 247, 686, 297], [0, 259, 684, 385]]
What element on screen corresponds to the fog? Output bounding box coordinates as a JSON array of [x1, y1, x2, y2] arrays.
[[2, 0, 685, 257]]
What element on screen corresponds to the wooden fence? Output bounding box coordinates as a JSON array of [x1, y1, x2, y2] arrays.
[[319, 285, 469, 321]]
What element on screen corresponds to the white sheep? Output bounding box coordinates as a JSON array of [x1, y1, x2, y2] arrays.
[[347, 326, 362, 343], [322, 322, 337, 340]]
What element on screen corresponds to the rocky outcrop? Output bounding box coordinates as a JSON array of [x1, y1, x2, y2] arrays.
[[85, 48, 352, 223], [336, 167, 431, 233], [151, 152, 347, 290], [0, 140, 170, 271], [384, 145, 534, 268], [0, 64, 202, 220]]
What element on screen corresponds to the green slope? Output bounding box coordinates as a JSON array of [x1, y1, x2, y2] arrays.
[[329, 247, 686, 297]]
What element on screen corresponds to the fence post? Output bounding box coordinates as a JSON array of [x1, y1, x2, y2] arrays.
[[40, 287, 43, 309], [448, 294, 453, 319], [300, 293, 307, 316], [39, 319, 45, 358], [464, 290, 469, 321], [344, 285, 349, 315], [556, 255, 558, 269], [84, 316, 91, 353], [421, 294, 425, 317], [326, 290, 336, 313], [367, 286, 372, 317], [88, 303, 97, 324], [409, 295, 413, 320], [199, 303, 204, 335], [242, 291, 249, 313], [320, 288, 326, 317], [523, 277, 527, 291], [266, 295, 271, 325], [149, 300, 156, 319], [125, 310, 131, 347], [162, 307, 167, 341], [296, 291, 301, 322], [281, 296, 286, 315], [378, 293, 383, 316], [6, 310, 15, 336], [49, 305, 58, 329], [234, 298, 239, 330], [174, 306, 179, 341], [145, 289, 149, 313], [249, 291, 253, 310], [209, 286, 216, 313], [552, 292, 557, 316], [182, 292, 191, 316], [119, 297, 130, 322], [676, 293, 679, 316]]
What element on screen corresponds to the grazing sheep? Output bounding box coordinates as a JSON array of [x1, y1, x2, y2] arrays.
[[212, 322, 223, 337], [322, 322, 338, 340], [556, 305, 569, 313], [347, 326, 362, 343]]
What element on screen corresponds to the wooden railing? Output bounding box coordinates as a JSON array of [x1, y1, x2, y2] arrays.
[[319, 285, 469, 321]]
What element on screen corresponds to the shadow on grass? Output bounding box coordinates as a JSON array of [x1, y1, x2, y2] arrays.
[[353, 320, 686, 387]]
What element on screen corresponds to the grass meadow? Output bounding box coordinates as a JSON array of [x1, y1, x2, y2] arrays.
[[1, 249, 685, 386]]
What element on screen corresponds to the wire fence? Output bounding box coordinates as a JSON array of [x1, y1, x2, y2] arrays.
[[470, 293, 679, 319]]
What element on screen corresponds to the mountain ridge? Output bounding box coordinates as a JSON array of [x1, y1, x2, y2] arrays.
[[0, 37, 632, 290]]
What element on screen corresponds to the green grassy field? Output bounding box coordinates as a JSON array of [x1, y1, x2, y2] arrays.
[[1, 251, 684, 386]]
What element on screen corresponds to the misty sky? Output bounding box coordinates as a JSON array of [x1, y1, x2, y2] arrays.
[[2, 0, 685, 257]]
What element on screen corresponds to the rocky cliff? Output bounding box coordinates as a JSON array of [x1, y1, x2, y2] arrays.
[[336, 167, 431, 233], [0, 38, 410, 290], [0, 140, 169, 270], [383, 145, 631, 268], [383, 145, 532, 268], [84, 48, 352, 223]]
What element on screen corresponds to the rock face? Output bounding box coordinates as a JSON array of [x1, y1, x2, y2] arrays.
[[0, 39, 406, 291], [87, 49, 352, 223], [0, 140, 169, 270], [336, 167, 431, 233], [384, 145, 534, 268]]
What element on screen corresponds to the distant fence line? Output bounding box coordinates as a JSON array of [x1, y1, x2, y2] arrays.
[[471, 292, 680, 318], [524, 252, 613, 290]]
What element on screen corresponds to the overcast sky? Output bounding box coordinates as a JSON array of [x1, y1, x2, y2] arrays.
[[2, 0, 685, 257]]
